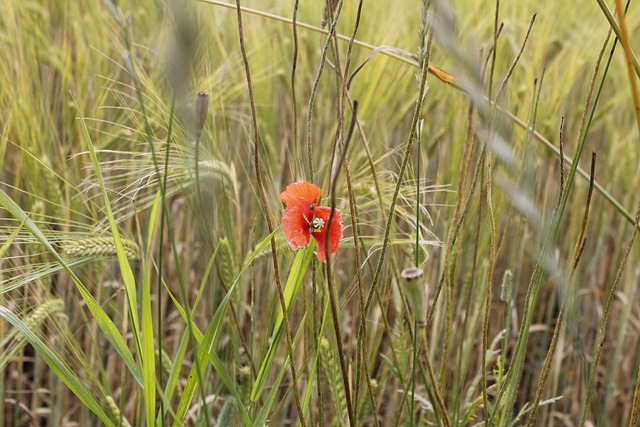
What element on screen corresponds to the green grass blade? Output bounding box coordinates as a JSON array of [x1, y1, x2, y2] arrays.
[[159, 245, 218, 422], [142, 191, 162, 427], [251, 247, 312, 402], [207, 351, 251, 425], [301, 299, 330, 417], [171, 229, 278, 426], [253, 360, 288, 427], [0, 187, 143, 386], [252, 326, 284, 403], [0, 306, 115, 427], [275, 246, 313, 332], [254, 313, 308, 427], [171, 286, 249, 426], [74, 99, 142, 357]]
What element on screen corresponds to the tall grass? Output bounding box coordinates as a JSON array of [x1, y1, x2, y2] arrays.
[[1, 0, 640, 425]]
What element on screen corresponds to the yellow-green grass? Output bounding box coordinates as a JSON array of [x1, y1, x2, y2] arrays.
[[1, 0, 639, 425]]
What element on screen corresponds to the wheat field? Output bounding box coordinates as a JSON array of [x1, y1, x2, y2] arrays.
[[1, 0, 640, 426]]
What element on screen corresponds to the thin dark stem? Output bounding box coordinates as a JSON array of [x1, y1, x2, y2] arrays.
[[113, 7, 212, 422], [344, 156, 378, 426], [559, 117, 565, 197], [494, 13, 536, 101], [526, 153, 597, 427], [410, 319, 418, 426], [481, 153, 496, 424], [630, 363, 640, 426], [580, 186, 640, 426], [360, 8, 432, 340], [420, 329, 452, 427], [194, 92, 208, 228], [415, 120, 422, 267], [488, 0, 500, 98], [233, 1, 306, 425], [339, 8, 377, 418], [481, 1, 500, 418], [156, 94, 176, 427], [571, 153, 596, 270], [324, 102, 358, 427], [581, 0, 640, 423], [306, 0, 344, 181], [426, 145, 487, 332], [200, 0, 640, 234], [291, 0, 300, 180], [312, 257, 324, 427]]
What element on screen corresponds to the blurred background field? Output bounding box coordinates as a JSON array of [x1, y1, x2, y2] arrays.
[[1, 0, 639, 425]]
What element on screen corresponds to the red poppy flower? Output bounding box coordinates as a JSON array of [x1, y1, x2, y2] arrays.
[[280, 181, 343, 262]]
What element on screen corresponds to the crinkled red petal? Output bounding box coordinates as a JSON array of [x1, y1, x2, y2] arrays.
[[312, 206, 343, 262], [281, 204, 311, 250], [280, 181, 322, 208]]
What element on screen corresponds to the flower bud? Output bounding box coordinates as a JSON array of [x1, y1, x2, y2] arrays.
[[401, 267, 427, 327], [500, 269, 513, 303], [195, 91, 209, 138]]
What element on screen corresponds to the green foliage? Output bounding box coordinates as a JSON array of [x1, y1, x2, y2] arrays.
[[1, 0, 640, 426]]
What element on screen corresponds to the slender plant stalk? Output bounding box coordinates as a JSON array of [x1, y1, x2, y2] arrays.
[[343, 155, 379, 426], [233, 1, 306, 425], [484, 9, 537, 424], [324, 103, 359, 427], [526, 153, 596, 427], [312, 263, 324, 427], [344, 92, 406, 415], [579, 191, 640, 426], [580, 0, 640, 424], [426, 143, 487, 333], [330, 0, 378, 423], [497, 21, 612, 425], [411, 120, 421, 426], [410, 318, 418, 426], [494, 13, 536, 101], [488, 0, 500, 98], [631, 363, 640, 426], [481, 151, 497, 424], [594, 0, 640, 78], [420, 329, 452, 427], [290, 0, 300, 181], [484, 7, 502, 415], [480, 1, 501, 411], [306, 0, 344, 181], [198, 0, 458, 86], [156, 93, 176, 427], [361, 0, 432, 336], [612, 0, 640, 133], [198, 0, 640, 235], [108, 5, 213, 424], [306, 10, 346, 417], [415, 123, 422, 268]]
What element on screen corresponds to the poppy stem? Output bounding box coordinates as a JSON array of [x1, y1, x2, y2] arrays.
[[234, 1, 306, 425]]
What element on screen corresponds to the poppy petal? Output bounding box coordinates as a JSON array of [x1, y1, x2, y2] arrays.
[[280, 181, 322, 208], [312, 206, 343, 262], [281, 205, 311, 250]]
